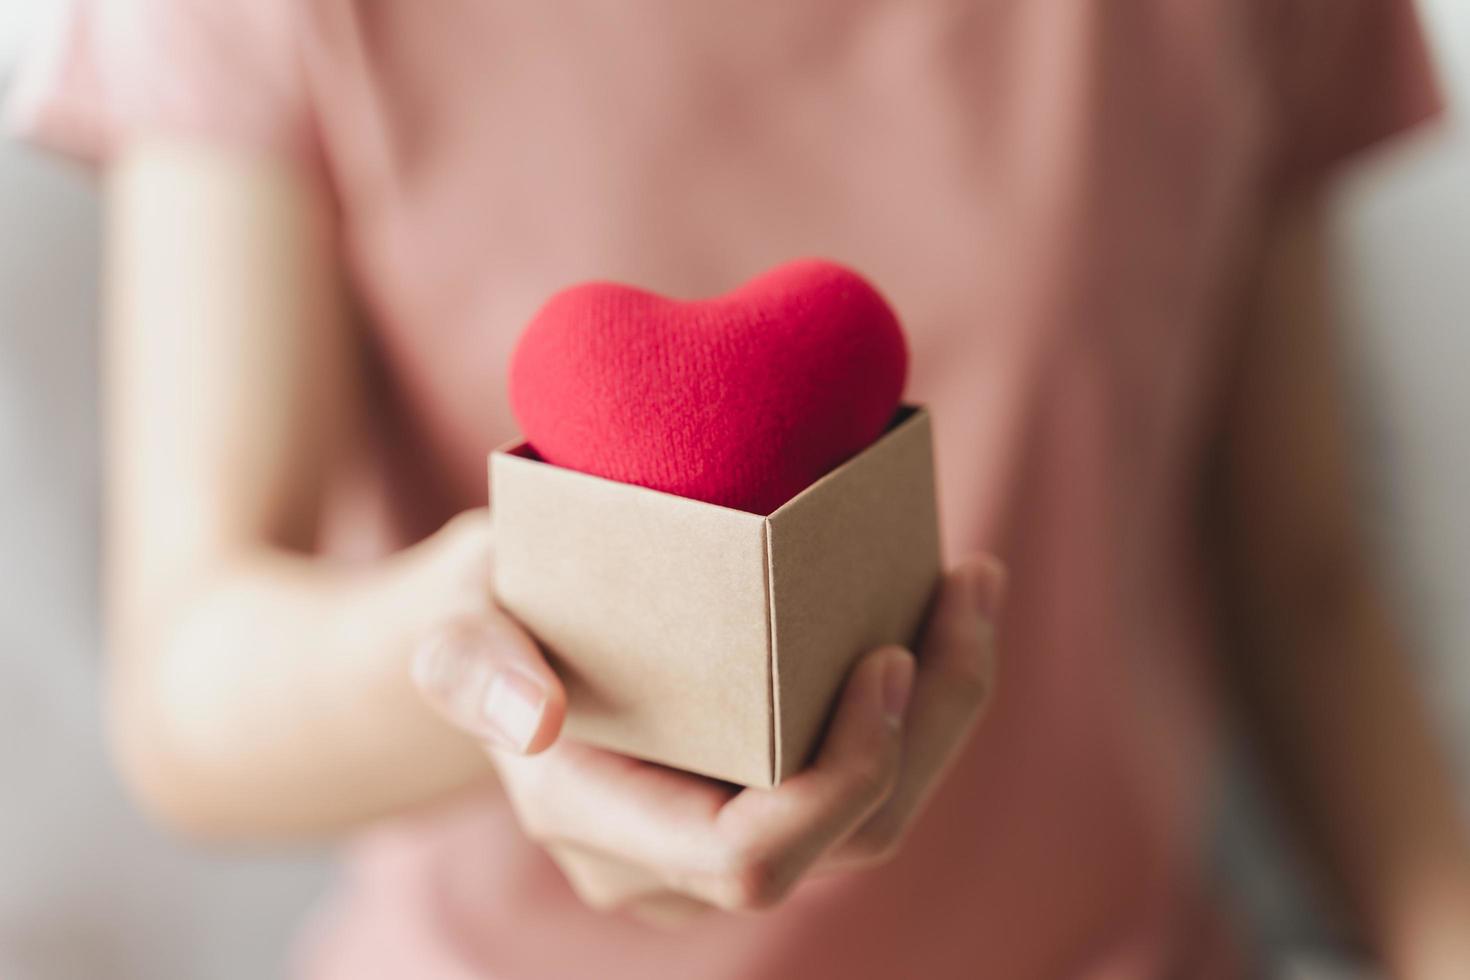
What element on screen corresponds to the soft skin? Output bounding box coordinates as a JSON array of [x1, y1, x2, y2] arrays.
[[103, 140, 1470, 967]]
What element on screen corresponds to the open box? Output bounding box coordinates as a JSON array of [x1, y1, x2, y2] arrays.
[[488, 406, 941, 788]]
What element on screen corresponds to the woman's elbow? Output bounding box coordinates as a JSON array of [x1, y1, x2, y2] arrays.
[[103, 673, 236, 842], [101, 622, 266, 843]]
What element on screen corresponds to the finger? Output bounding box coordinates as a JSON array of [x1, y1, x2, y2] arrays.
[[545, 841, 666, 910], [705, 645, 913, 906], [412, 613, 567, 754], [404, 508, 496, 618], [497, 647, 909, 912], [545, 840, 716, 926], [492, 741, 738, 873], [821, 554, 1005, 870], [625, 893, 715, 929]]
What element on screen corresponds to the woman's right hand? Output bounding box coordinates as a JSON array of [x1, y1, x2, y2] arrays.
[[403, 508, 569, 756], [412, 515, 1004, 923]]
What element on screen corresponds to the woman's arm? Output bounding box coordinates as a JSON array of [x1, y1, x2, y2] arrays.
[[102, 140, 1003, 912], [1212, 197, 1470, 976], [102, 141, 546, 839]]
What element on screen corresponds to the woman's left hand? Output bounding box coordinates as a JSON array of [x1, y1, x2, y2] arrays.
[[419, 554, 1005, 925]]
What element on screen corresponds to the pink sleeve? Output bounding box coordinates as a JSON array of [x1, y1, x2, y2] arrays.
[[4, 0, 317, 170], [1262, 0, 1444, 195]]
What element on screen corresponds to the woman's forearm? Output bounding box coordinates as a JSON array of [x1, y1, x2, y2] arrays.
[[1217, 197, 1470, 976], [1230, 578, 1470, 974], [110, 528, 493, 841], [100, 146, 493, 841]]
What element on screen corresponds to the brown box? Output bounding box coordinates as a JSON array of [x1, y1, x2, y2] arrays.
[[489, 406, 941, 788]]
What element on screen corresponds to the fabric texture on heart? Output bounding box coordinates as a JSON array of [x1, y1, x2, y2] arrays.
[[508, 259, 909, 514]]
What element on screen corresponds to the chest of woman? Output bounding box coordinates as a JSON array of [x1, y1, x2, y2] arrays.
[[311, 0, 1266, 512]]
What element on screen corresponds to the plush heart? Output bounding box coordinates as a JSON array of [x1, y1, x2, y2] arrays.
[[508, 259, 908, 514]]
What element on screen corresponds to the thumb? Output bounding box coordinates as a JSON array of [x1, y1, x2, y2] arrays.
[[412, 614, 567, 755]]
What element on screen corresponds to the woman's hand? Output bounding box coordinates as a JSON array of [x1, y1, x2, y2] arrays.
[[415, 534, 1005, 922]]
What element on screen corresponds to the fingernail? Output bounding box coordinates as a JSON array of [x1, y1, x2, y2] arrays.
[[962, 559, 1008, 619], [413, 634, 549, 753], [481, 668, 548, 752], [881, 649, 915, 725]]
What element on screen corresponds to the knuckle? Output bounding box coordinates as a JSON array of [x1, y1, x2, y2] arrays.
[[938, 637, 996, 710], [501, 777, 558, 844], [627, 897, 713, 929], [566, 877, 622, 912], [844, 819, 905, 867], [849, 747, 901, 806], [713, 849, 792, 912], [430, 513, 495, 597], [433, 615, 485, 649], [441, 508, 490, 542], [513, 804, 556, 845], [558, 867, 624, 913]]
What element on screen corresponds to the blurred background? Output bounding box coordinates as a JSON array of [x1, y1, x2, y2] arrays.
[[0, 3, 1465, 978]]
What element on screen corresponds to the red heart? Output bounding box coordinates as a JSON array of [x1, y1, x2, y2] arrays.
[[508, 259, 909, 514]]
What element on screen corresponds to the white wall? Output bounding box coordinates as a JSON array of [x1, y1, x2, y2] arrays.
[[0, 2, 46, 71], [0, 3, 1465, 980], [0, 8, 330, 980], [1338, 0, 1470, 764], [0, 105, 332, 980]]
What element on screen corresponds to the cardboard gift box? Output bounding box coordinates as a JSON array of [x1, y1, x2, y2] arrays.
[[488, 406, 941, 788]]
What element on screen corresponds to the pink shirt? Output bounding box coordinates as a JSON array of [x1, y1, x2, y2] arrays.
[[10, 2, 1440, 976]]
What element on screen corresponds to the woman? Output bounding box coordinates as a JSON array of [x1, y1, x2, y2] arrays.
[[9, 0, 1469, 976]]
